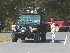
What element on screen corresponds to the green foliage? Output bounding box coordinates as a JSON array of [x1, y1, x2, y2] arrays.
[[3, 17, 14, 31], [0, 35, 12, 42]]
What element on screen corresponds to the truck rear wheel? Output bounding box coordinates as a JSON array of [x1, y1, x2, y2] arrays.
[[21, 37, 25, 40]]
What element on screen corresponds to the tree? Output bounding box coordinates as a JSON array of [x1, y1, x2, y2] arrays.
[[0, 0, 70, 31]]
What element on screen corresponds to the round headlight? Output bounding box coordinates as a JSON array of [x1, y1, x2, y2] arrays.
[[21, 30, 25, 32], [32, 28, 38, 31], [21, 27, 26, 32]]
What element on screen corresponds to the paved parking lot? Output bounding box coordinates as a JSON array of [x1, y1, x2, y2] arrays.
[[0, 32, 70, 53]]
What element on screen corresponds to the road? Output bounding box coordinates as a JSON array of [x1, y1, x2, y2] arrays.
[[0, 32, 70, 53]]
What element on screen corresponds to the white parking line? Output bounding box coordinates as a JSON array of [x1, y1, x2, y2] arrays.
[[28, 51, 29, 53], [64, 35, 67, 45]]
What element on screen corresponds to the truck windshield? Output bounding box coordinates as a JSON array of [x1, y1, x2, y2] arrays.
[[19, 15, 41, 25]]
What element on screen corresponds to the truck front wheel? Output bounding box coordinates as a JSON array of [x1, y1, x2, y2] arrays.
[[34, 34, 40, 42], [12, 37, 17, 42], [12, 33, 18, 42], [41, 32, 46, 41]]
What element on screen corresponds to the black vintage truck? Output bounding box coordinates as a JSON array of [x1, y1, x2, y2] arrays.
[[11, 7, 47, 42], [0, 17, 5, 32]]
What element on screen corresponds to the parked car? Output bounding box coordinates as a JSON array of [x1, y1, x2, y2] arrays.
[[44, 18, 70, 32]]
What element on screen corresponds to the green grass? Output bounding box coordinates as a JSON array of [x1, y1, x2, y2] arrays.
[[0, 35, 12, 42]]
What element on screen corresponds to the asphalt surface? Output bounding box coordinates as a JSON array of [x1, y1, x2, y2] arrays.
[[0, 32, 70, 53]]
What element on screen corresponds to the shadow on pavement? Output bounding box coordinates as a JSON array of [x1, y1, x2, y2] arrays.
[[21, 39, 65, 43], [55, 40, 65, 43]]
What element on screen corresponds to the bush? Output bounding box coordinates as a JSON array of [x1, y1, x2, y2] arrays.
[[0, 35, 12, 42], [3, 17, 14, 31]]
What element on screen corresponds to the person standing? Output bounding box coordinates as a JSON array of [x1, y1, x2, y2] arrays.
[[50, 21, 56, 43]]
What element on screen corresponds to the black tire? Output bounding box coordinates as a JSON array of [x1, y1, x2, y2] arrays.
[[41, 32, 46, 41], [34, 34, 40, 42], [21, 37, 25, 40], [21, 37, 25, 43], [12, 37, 17, 42], [12, 33, 17, 42]]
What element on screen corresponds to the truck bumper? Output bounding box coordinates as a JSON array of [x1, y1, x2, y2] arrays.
[[13, 32, 38, 38]]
